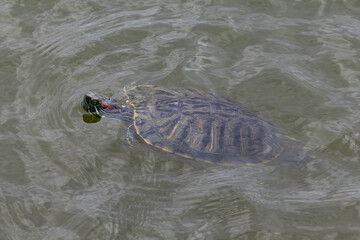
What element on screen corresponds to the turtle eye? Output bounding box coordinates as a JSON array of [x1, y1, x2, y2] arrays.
[[92, 99, 100, 105]]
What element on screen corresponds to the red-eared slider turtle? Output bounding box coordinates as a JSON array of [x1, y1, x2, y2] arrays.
[[82, 85, 286, 165]]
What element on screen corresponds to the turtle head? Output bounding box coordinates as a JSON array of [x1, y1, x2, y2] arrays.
[[82, 92, 133, 123]]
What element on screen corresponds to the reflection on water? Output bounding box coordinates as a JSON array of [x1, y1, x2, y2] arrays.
[[1, 0, 360, 239], [83, 114, 101, 124]]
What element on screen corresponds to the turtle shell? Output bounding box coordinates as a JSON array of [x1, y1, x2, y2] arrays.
[[125, 85, 283, 164]]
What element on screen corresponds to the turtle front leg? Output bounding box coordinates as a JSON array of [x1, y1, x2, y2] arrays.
[[124, 124, 135, 147]]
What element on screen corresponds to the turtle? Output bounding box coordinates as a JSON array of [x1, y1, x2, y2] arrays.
[[81, 85, 287, 165]]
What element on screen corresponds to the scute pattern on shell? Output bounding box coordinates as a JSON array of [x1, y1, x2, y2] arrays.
[[125, 85, 283, 164]]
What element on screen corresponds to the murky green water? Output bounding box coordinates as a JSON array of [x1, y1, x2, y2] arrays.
[[1, 0, 360, 239]]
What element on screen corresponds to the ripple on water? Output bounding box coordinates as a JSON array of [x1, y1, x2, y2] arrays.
[[1, 0, 360, 239]]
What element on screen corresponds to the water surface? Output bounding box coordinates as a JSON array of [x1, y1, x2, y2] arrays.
[[1, 0, 360, 239]]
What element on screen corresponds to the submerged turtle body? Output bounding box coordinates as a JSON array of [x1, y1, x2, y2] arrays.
[[82, 85, 284, 165]]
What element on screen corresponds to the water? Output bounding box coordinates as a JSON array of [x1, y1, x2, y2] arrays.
[[1, 0, 360, 239]]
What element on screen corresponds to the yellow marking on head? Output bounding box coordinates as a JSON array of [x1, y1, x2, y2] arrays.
[[209, 124, 214, 152], [94, 106, 102, 117], [167, 121, 180, 139]]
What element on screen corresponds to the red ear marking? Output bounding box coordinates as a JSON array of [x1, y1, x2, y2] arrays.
[[101, 103, 110, 109]]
